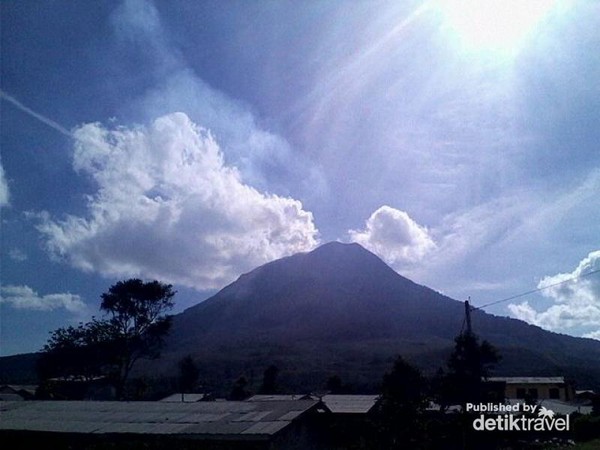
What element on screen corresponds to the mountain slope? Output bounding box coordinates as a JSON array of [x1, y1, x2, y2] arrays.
[[163, 242, 600, 391]]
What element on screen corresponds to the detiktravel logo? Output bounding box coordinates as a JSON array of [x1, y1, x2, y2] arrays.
[[470, 403, 570, 432]]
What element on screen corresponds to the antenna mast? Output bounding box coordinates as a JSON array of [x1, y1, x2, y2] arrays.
[[464, 297, 472, 335]]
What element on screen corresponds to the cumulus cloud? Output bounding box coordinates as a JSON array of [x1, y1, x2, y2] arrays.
[[584, 330, 600, 341], [508, 250, 600, 334], [0, 285, 85, 313], [36, 113, 319, 290], [0, 161, 9, 207], [348, 205, 435, 268]]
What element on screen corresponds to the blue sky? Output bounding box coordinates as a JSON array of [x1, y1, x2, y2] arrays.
[[1, 0, 599, 356]]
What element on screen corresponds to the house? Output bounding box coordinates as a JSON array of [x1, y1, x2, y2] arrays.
[[246, 394, 380, 449], [0, 399, 324, 449], [575, 389, 597, 402], [0, 385, 36, 401], [159, 393, 209, 402], [247, 394, 315, 402], [487, 377, 574, 401], [247, 394, 380, 414], [316, 395, 380, 450], [319, 395, 380, 414]]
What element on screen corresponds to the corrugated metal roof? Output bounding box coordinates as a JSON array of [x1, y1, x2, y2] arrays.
[[233, 411, 272, 422], [242, 421, 289, 435], [488, 377, 565, 384], [0, 400, 318, 437], [505, 399, 593, 415], [321, 395, 380, 414], [0, 394, 24, 402], [159, 393, 206, 402], [247, 394, 313, 402]]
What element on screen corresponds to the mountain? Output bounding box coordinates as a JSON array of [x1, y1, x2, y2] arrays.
[[3, 242, 599, 392], [159, 242, 600, 392]]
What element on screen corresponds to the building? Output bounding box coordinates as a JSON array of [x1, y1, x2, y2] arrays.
[[247, 394, 380, 449], [0, 385, 36, 401], [159, 393, 209, 402], [488, 377, 574, 401], [319, 395, 379, 414], [316, 395, 380, 450], [247, 394, 380, 414], [0, 399, 325, 449], [247, 394, 315, 402]]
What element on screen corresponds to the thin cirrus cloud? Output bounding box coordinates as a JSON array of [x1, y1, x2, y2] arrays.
[[348, 205, 436, 268], [0, 161, 9, 207], [112, 0, 327, 200], [0, 285, 85, 313], [36, 113, 319, 290], [508, 250, 600, 339]]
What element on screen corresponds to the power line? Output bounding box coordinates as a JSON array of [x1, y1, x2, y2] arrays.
[[473, 268, 600, 311]]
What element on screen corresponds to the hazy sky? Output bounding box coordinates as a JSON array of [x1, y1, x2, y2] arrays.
[[2, 0, 599, 355]]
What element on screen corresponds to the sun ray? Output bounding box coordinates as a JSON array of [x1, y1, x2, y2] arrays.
[[436, 0, 557, 56]]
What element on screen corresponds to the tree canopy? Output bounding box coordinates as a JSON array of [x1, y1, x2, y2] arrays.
[[439, 332, 501, 407], [39, 279, 175, 399], [378, 356, 428, 448], [178, 355, 200, 394], [259, 365, 279, 395]]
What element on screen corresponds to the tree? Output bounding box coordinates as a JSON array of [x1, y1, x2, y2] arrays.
[[326, 375, 343, 394], [442, 332, 501, 407], [39, 279, 175, 399], [100, 279, 175, 397], [230, 376, 251, 400], [377, 356, 428, 449], [38, 319, 117, 383], [178, 355, 200, 397], [259, 365, 279, 394]]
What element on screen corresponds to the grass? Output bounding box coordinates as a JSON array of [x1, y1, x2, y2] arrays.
[[570, 439, 600, 450], [544, 439, 600, 450]]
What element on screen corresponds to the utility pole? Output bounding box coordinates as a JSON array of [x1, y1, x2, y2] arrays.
[[464, 298, 472, 335]]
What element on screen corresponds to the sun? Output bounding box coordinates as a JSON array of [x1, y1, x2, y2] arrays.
[[436, 0, 557, 55]]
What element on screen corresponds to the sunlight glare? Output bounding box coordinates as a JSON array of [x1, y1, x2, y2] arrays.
[[438, 0, 556, 55]]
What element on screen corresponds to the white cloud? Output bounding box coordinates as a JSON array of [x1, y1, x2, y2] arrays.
[[8, 248, 27, 262], [508, 250, 600, 333], [112, 0, 327, 201], [0, 161, 9, 207], [36, 113, 319, 290], [584, 330, 600, 341], [0, 285, 85, 313], [348, 205, 435, 268]]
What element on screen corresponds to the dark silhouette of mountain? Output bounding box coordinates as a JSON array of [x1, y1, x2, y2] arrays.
[[3, 242, 599, 392], [161, 242, 600, 392]]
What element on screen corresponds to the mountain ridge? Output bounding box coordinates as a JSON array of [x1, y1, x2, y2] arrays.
[[2, 242, 599, 391], [163, 241, 600, 391]]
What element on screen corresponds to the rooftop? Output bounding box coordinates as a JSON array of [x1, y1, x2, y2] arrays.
[[320, 395, 380, 414], [488, 377, 565, 385], [247, 394, 314, 402], [159, 393, 207, 402], [0, 400, 318, 437], [246, 394, 381, 414]]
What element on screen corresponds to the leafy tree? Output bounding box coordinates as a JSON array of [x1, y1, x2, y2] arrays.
[[377, 356, 428, 449], [326, 374, 343, 394], [442, 332, 500, 407], [178, 355, 200, 395], [230, 376, 251, 400], [38, 318, 117, 383], [39, 279, 175, 399], [100, 279, 175, 397], [259, 365, 279, 394]]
